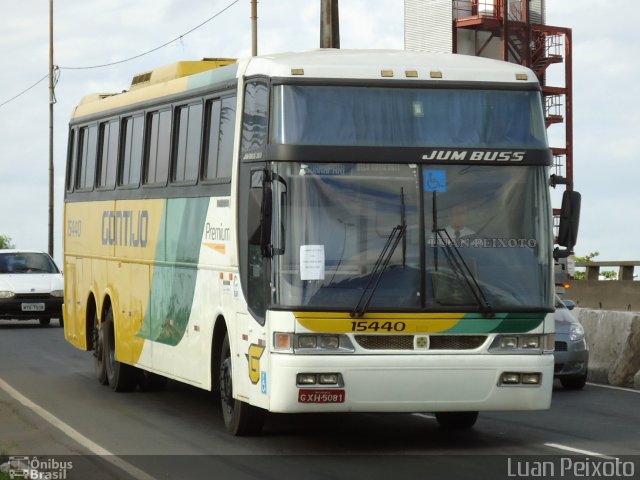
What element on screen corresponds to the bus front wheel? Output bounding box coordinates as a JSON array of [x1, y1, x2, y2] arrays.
[[435, 411, 479, 430], [219, 333, 265, 436]]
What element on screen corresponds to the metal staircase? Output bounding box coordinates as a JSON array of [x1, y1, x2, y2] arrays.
[[452, 0, 574, 230]]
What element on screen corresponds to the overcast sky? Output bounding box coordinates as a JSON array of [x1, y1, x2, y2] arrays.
[[1, 0, 638, 266]]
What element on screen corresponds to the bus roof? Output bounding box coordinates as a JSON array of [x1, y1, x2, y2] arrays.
[[70, 49, 538, 121], [243, 49, 537, 83]]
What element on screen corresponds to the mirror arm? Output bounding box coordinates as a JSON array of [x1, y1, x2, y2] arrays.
[[553, 246, 573, 261]]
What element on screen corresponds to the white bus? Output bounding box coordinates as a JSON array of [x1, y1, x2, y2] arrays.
[[65, 50, 558, 435]]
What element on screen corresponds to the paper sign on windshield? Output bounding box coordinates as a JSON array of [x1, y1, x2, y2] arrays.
[[300, 245, 325, 281]]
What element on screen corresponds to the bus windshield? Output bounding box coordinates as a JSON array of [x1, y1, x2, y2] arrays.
[[271, 163, 552, 311], [271, 85, 547, 148]]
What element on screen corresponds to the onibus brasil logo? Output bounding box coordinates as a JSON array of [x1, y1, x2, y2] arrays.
[[5, 456, 72, 480]]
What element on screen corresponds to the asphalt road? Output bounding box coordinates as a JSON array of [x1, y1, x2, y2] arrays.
[[1, 321, 638, 480]]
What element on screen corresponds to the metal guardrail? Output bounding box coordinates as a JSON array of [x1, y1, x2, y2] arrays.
[[575, 261, 640, 281]]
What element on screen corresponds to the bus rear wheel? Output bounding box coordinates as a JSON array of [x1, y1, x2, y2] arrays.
[[103, 307, 137, 392], [435, 411, 479, 430], [93, 311, 108, 385], [219, 333, 265, 436]]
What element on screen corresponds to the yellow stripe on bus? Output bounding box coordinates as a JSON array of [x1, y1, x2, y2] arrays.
[[294, 312, 463, 334]]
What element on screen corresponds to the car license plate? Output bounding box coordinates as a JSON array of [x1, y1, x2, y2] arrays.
[[298, 389, 345, 404], [21, 303, 45, 312]]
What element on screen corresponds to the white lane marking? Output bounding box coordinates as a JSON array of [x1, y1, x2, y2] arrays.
[[412, 413, 436, 420], [0, 377, 156, 480], [586, 382, 640, 394], [544, 443, 617, 460]]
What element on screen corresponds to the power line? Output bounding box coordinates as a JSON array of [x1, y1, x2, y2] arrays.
[[0, 73, 49, 109], [0, 0, 240, 110], [59, 0, 240, 70]]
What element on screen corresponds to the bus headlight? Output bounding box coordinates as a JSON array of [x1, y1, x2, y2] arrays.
[[489, 335, 549, 353], [298, 335, 317, 349], [296, 372, 343, 386], [274, 333, 354, 354], [319, 335, 340, 349], [0, 291, 15, 299], [499, 372, 542, 386]]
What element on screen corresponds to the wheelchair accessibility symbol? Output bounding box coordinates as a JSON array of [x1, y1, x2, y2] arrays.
[[423, 169, 447, 192]]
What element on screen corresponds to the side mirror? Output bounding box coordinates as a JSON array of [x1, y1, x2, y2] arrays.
[[557, 190, 581, 249], [563, 299, 576, 311]]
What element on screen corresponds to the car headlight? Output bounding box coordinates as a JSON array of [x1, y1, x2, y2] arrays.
[[0, 291, 15, 299], [50, 290, 64, 298], [569, 323, 585, 341]]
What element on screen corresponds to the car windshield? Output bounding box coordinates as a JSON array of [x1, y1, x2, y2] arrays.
[[0, 253, 59, 274], [269, 162, 552, 311]]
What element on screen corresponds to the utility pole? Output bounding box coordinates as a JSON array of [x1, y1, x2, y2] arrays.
[[48, 0, 54, 257], [251, 0, 258, 56], [320, 0, 340, 48]]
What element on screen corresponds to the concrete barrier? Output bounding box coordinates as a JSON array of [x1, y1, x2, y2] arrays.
[[567, 280, 640, 311], [574, 308, 640, 389]]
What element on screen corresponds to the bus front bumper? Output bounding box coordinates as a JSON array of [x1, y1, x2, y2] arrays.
[[267, 353, 553, 413]]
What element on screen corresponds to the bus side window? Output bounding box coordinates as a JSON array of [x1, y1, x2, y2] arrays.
[[172, 102, 203, 184], [144, 109, 171, 186], [203, 99, 222, 180], [97, 119, 119, 190], [203, 95, 237, 181], [76, 125, 97, 191], [217, 96, 236, 178], [241, 80, 268, 155], [119, 114, 144, 187], [65, 128, 77, 193]]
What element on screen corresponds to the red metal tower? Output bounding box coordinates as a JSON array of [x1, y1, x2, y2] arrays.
[[452, 0, 573, 226]]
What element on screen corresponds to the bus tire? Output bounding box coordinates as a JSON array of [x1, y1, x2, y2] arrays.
[[93, 311, 108, 385], [104, 307, 137, 392], [138, 370, 168, 392], [435, 411, 479, 430], [219, 333, 266, 436], [560, 374, 587, 390]]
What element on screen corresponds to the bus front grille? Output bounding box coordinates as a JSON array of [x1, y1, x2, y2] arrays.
[[354, 335, 488, 351]]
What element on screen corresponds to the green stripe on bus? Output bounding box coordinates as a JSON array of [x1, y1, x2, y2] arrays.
[[446, 312, 545, 334], [142, 197, 210, 346]]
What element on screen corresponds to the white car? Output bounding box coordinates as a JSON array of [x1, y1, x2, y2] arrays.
[[0, 250, 64, 326]]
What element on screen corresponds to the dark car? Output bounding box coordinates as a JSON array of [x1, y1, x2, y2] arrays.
[[554, 295, 589, 389], [0, 250, 64, 326]]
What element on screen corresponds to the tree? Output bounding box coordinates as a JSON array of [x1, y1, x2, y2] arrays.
[[573, 251, 599, 280], [0, 234, 15, 249], [572, 251, 618, 280]]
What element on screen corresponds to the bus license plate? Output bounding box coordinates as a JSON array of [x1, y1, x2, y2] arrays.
[[298, 389, 345, 404], [21, 303, 45, 312]]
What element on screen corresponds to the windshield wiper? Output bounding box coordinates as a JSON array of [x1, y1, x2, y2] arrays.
[[430, 189, 492, 317], [434, 228, 494, 317], [350, 224, 406, 318], [351, 189, 407, 318]]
